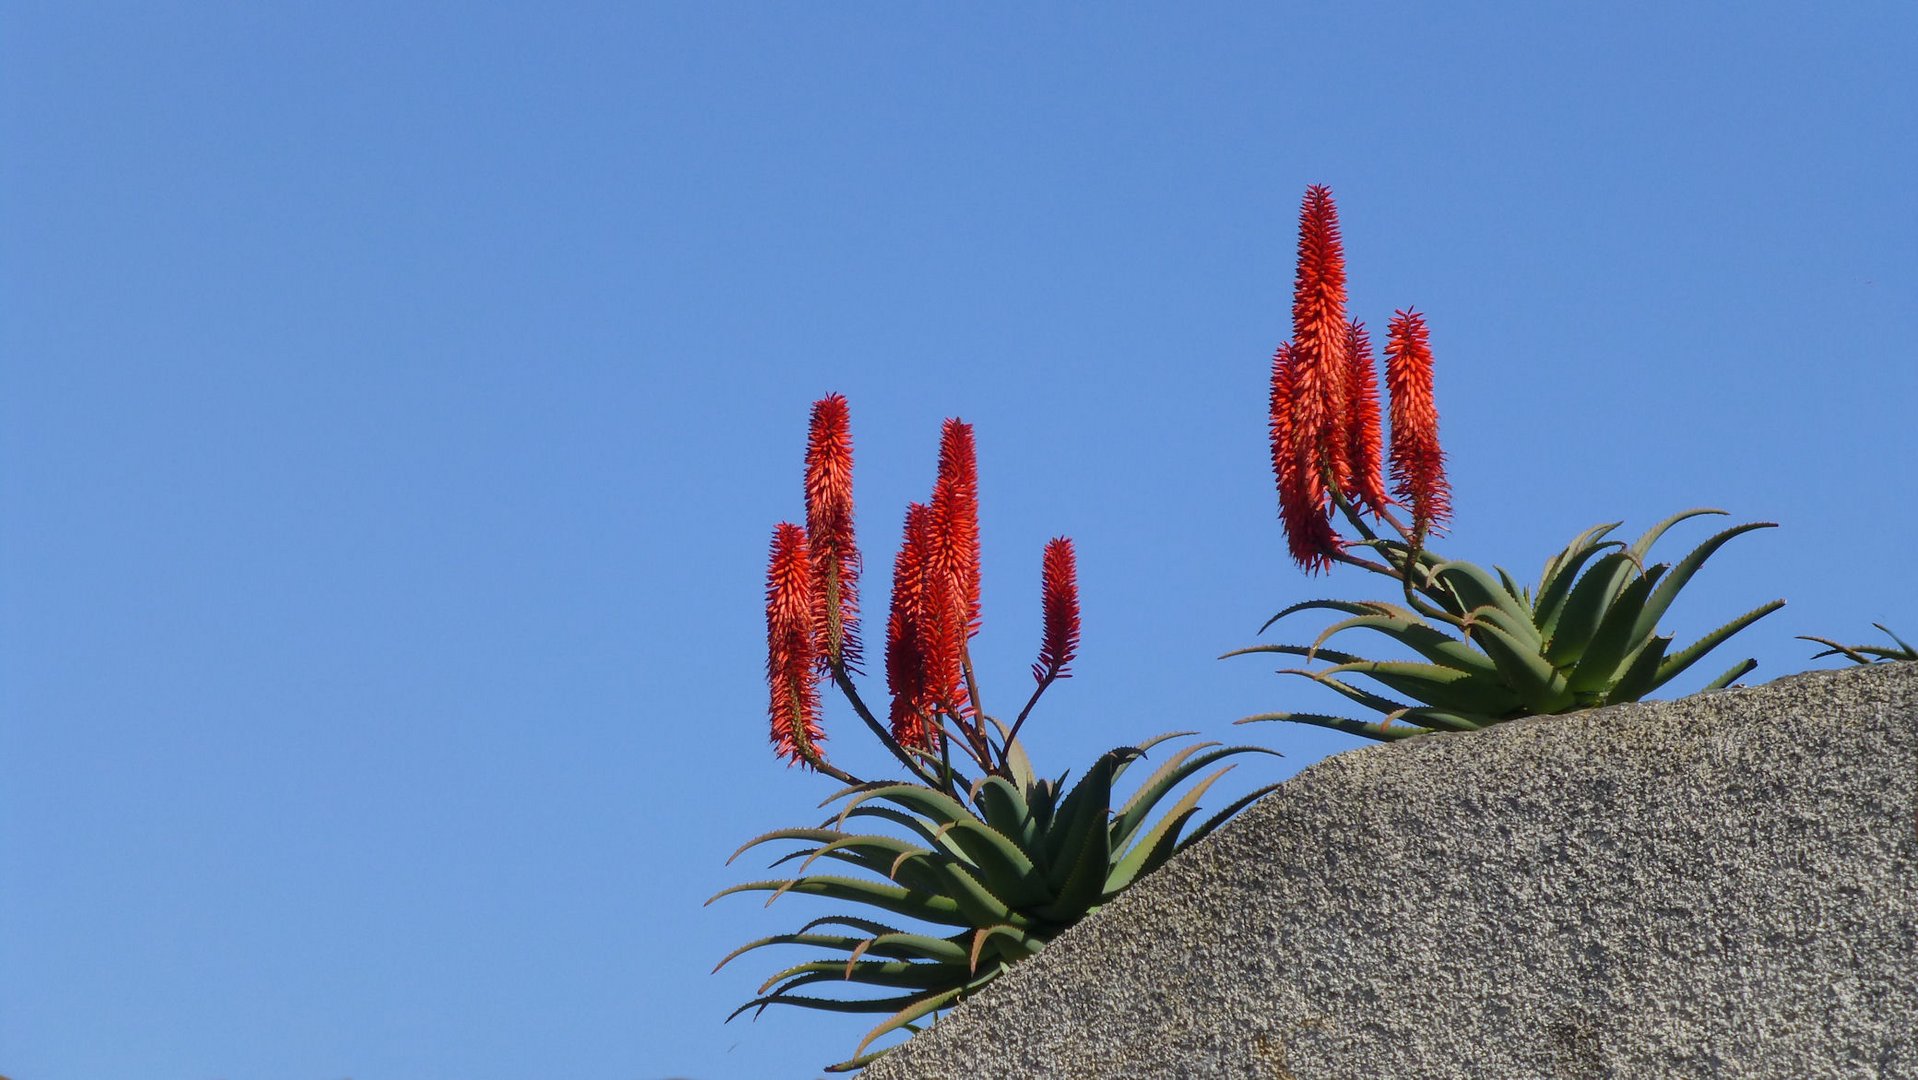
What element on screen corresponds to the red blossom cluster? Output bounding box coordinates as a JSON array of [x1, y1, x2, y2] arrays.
[[763, 399, 1080, 772], [1269, 185, 1450, 570]]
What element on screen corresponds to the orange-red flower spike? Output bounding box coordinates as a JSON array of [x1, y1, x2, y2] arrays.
[[1033, 537, 1081, 682], [1385, 308, 1451, 544], [765, 522, 825, 767], [929, 419, 981, 639], [884, 504, 943, 753], [1288, 184, 1353, 501], [1270, 341, 1340, 572], [1342, 320, 1389, 516], [804, 394, 861, 672]]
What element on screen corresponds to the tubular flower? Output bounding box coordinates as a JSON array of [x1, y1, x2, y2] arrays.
[[765, 522, 825, 767], [1270, 342, 1341, 572], [929, 419, 981, 638], [804, 394, 861, 672], [1033, 537, 1081, 682], [1384, 308, 1451, 543], [883, 504, 944, 752], [1341, 320, 1389, 516], [1286, 184, 1353, 501]]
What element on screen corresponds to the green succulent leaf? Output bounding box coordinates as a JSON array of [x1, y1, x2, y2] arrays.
[[1321, 658, 1524, 717], [1601, 634, 1672, 706], [713, 875, 975, 927], [1234, 709, 1428, 740], [1544, 551, 1641, 668], [1626, 508, 1725, 566], [1655, 598, 1786, 688], [1465, 613, 1577, 712], [1105, 764, 1236, 893], [1432, 560, 1541, 641], [1699, 657, 1757, 691], [1564, 569, 1661, 695], [1627, 521, 1777, 646], [1257, 598, 1397, 635], [1310, 613, 1501, 677]]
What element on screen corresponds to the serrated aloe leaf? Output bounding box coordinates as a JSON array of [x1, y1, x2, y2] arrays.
[[1394, 706, 1491, 732], [1111, 745, 1280, 850], [967, 923, 1042, 973], [758, 959, 964, 998], [849, 985, 967, 1061], [725, 827, 846, 867], [1322, 659, 1523, 717], [1106, 764, 1235, 893], [1655, 599, 1786, 688], [1601, 634, 1671, 705], [1628, 521, 1778, 646], [1040, 751, 1123, 890], [1545, 551, 1640, 668], [1536, 520, 1622, 598], [841, 786, 1040, 893], [715, 932, 901, 974], [1311, 613, 1500, 677], [1258, 597, 1399, 634], [971, 775, 1039, 851], [1565, 570, 1660, 695], [1700, 657, 1756, 691], [1534, 535, 1625, 638], [1234, 709, 1427, 741], [1876, 624, 1917, 656], [1627, 508, 1726, 565], [1799, 635, 1870, 663], [1301, 671, 1419, 717], [1031, 815, 1114, 923], [1433, 560, 1540, 640], [713, 876, 974, 927], [837, 806, 961, 860], [728, 987, 939, 1024], [1496, 565, 1529, 607], [1468, 616, 1577, 713], [788, 833, 943, 892], [1183, 781, 1284, 847], [1222, 642, 1371, 666]]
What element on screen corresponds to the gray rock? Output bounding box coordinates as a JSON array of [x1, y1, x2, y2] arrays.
[[862, 663, 1918, 1079]]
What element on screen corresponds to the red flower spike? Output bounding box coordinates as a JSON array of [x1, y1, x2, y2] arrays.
[[1385, 309, 1451, 543], [1288, 184, 1353, 499], [1270, 342, 1340, 572], [884, 504, 943, 753], [1342, 320, 1389, 516], [804, 394, 861, 673], [929, 420, 981, 638], [1033, 537, 1081, 682], [765, 522, 826, 768]]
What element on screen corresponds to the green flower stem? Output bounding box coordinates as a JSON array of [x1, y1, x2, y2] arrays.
[[1000, 672, 1057, 767]]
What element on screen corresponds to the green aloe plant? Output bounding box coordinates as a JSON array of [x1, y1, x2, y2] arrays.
[[717, 396, 1280, 1071], [1229, 510, 1786, 740], [711, 730, 1275, 1071]]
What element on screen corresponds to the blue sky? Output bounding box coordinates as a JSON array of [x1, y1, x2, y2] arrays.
[[3, 5, 1913, 1078]]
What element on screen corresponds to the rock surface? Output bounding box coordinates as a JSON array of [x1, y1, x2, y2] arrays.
[[862, 664, 1918, 1079]]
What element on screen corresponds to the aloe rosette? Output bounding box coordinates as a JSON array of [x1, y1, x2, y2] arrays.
[[719, 395, 1280, 1071], [1229, 510, 1785, 740], [711, 731, 1275, 1071]]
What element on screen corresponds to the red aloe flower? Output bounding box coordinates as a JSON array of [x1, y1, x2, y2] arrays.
[[884, 504, 945, 752], [1032, 537, 1081, 683], [804, 394, 860, 672], [1385, 309, 1451, 544], [1288, 185, 1352, 494], [1342, 320, 1389, 516], [765, 522, 825, 767], [1270, 342, 1340, 572], [929, 419, 981, 638]]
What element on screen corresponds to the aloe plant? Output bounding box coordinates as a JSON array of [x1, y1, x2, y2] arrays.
[[1229, 510, 1785, 740]]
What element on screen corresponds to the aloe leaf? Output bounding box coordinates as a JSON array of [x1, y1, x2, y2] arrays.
[[967, 922, 1043, 973], [1222, 643, 1371, 665], [1322, 658, 1524, 716], [758, 959, 964, 996], [1544, 551, 1640, 668], [1700, 657, 1757, 691], [843, 785, 1040, 891], [1031, 812, 1115, 923], [1534, 535, 1625, 638], [1565, 570, 1660, 695], [1297, 671, 1415, 718], [1495, 565, 1530, 607], [1433, 560, 1541, 641], [1106, 765, 1236, 892], [1628, 521, 1779, 646], [1183, 781, 1285, 847], [728, 987, 942, 1023], [725, 827, 847, 867], [971, 775, 1039, 851], [1627, 508, 1726, 565], [1040, 750, 1124, 890], [712, 876, 974, 927], [1394, 706, 1491, 732], [849, 986, 967, 1061], [1234, 709, 1427, 741], [1655, 599, 1786, 689], [1799, 635, 1871, 663], [1468, 616, 1577, 712], [1535, 520, 1622, 598], [1877, 624, 1917, 655], [1601, 634, 1671, 705], [1111, 745, 1280, 850], [1311, 613, 1501, 677], [715, 932, 905, 974], [1258, 598, 1397, 635]]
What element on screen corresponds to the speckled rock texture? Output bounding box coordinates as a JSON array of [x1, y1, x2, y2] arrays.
[[862, 664, 1918, 1080]]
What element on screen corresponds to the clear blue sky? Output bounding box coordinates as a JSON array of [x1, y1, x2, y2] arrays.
[[4, 5, 1913, 1078]]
